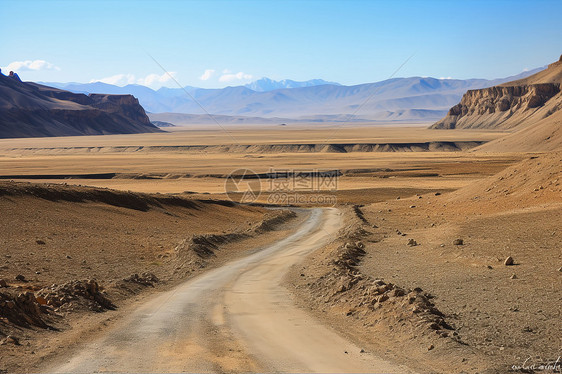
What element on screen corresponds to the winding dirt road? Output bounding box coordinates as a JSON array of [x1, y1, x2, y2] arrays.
[[47, 208, 412, 373]]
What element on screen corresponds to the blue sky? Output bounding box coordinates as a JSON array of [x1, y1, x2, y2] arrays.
[[1, 0, 561, 88]]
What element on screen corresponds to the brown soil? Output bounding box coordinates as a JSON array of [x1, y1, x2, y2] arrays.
[[0, 126, 559, 373], [0, 181, 299, 373], [287, 152, 561, 373]]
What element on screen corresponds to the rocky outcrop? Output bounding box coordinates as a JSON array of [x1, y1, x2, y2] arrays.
[[0, 73, 161, 138], [0, 291, 48, 328], [0, 279, 116, 330], [431, 57, 562, 132], [431, 83, 560, 129], [36, 279, 115, 312]]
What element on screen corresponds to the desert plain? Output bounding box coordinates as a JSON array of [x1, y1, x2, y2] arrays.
[[0, 122, 560, 373]]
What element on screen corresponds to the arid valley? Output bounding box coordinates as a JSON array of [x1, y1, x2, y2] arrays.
[[1, 122, 561, 372], [1, 1, 561, 373]]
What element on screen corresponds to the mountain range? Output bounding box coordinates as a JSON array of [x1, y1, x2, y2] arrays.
[[244, 78, 340, 92], [42, 69, 545, 123]]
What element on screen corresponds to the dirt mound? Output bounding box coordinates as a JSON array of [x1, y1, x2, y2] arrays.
[[176, 233, 249, 263], [173, 209, 296, 270], [253, 209, 297, 232], [115, 273, 160, 296], [0, 181, 204, 212], [287, 208, 474, 372], [352, 204, 369, 224], [304, 232, 455, 337]]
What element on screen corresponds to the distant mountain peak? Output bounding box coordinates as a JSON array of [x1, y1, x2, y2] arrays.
[[38, 66, 546, 122], [245, 77, 341, 92]]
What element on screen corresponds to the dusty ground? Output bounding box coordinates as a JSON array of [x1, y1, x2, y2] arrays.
[[0, 126, 559, 373], [0, 127, 519, 199], [40, 208, 416, 374], [0, 125, 508, 149], [0, 182, 300, 373], [287, 152, 561, 373]]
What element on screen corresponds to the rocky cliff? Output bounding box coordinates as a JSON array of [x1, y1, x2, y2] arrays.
[[430, 56, 562, 152], [431, 56, 562, 131], [0, 73, 161, 138]]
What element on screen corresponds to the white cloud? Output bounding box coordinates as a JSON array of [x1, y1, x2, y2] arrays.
[[137, 72, 176, 86], [90, 72, 177, 87], [219, 71, 253, 83], [199, 69, 215, 81], [438, 76, 453, 80], [3, 60, 60, 72], [90, 74, 136, 86]]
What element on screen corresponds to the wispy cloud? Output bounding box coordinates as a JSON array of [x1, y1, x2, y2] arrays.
[[138, 72, 177, 86], [219, 71, 253, 83], [3, 60, 60, 72], [199, 69, 215, 81], [90, 74, 136, 85], [90, 72, 177, 87]]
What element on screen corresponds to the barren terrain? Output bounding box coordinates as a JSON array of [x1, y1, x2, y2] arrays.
[[0, 124, 560, 373], [287, 152, 561, 373], [42, 208, 414, 373], [0, 126, 515, 198], [0, 182, 300, 372]]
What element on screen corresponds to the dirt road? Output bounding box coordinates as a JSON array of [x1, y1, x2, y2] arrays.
[[46, 208, 413, 373]]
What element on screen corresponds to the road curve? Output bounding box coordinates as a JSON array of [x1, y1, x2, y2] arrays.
[[47, 207, 413, 373]]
